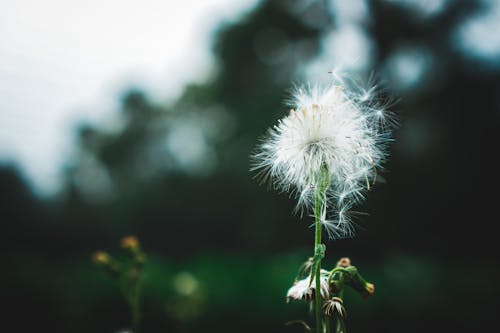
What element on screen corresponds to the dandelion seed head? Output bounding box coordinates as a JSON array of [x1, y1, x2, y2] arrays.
[[252, 75, 395, 238], [360, 92, 371, 103], [323, 297, 347, 318], [286, 272, 330, 302]]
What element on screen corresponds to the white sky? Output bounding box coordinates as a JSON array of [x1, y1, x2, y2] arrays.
[[0, 0, 258, 195]]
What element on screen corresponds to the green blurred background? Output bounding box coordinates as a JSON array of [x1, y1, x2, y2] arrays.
[[2, 0, 499, 332]]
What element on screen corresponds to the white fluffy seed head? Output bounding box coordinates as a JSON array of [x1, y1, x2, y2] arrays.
[[286, 270, 330, 302], [252, 77, 395, 239]]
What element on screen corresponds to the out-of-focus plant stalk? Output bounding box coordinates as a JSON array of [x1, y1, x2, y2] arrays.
[[129, 278, 141, 333], [93, 236, 146, 333]]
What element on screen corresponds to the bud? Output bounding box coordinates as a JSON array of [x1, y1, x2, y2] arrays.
[[92, 251, 110, 265], [121, 236, 139, 251], [336, 257, 351, 268], [363, 282, 375, 299], [341, 265, 375, 299]]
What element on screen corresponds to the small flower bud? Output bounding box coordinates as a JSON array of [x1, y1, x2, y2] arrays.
[[336, 257, 351, 268], [362, 282, 375, 299], [340, 265, 375, 299], [92, 251, 110, 265], [121, 236, 139, 251]]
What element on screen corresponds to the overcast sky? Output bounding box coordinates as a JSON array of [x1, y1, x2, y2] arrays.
[[0, 0, 257, 195]]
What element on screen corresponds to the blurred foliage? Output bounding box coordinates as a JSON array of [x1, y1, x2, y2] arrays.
[[2, 0, 500, 332]]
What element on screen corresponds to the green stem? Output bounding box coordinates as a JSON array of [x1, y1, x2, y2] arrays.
[[129, 280, 141, 333], [334, 274, 345, 333], [327, 268, 349, 285], [314, 199, 322, 333], [313, 171, 329, 333], [336, 316, 346, 333]]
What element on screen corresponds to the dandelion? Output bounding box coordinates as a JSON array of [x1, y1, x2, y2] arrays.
[[251, 74, 395, 333], [252, 78, 394, 238]]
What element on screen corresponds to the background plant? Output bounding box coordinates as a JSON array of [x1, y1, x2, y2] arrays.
[[93, 236, 146, 333]]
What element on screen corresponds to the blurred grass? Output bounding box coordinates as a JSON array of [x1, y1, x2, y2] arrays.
[[4, 250, 497, 332]]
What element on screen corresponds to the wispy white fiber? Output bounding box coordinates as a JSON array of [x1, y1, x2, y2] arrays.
[[286, 269, 330, 302], [252, 74, 395, 238]]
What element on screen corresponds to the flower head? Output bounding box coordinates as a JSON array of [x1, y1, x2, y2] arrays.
[[323, 297, 347, 318], [286, 269, 330, 302], [252, 77, 395, 238]]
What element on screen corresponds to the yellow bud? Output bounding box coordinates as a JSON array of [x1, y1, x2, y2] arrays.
[[363, 282, 375, 299], [121, 236, 139, 251], [92, 251, 110, 265]]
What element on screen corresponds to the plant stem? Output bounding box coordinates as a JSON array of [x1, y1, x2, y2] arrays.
[[314, 209, 322, 333], [129, 280, 141, 333], [314, 171, 328, 333]]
